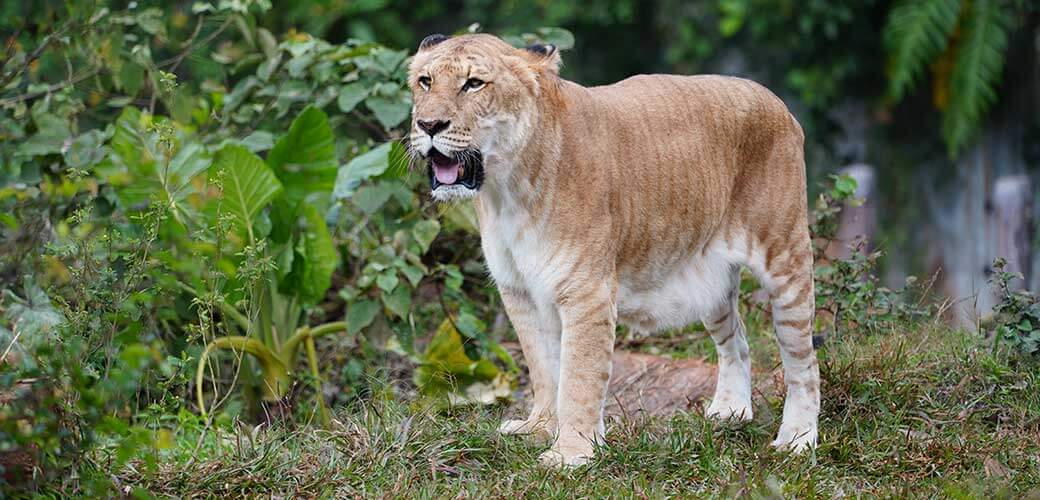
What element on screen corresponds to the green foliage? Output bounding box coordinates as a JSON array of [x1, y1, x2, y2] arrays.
[[0, 200, 189, 495], [212, 145, 284, 239], [883, 0, 1015, 155], [988, 258, 1040, 359], [941, 0, 1011, 156], [266, 106, 338, 204], [883, 0, 963, 102], [809, 173, 860, 253], [0, 2, 511, 493], [414, 319, 513, 407], [809, 175, 934, 338], [814, 247, 935, 338]]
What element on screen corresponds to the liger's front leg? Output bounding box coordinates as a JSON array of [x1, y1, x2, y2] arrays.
[[539, 283, 616, 467], [497, 287, 561, 440]]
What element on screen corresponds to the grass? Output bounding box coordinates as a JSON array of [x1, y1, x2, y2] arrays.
[[108, 322, 1040, 498]]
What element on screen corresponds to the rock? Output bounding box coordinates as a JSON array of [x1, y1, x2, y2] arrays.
[[605, 351, 717, 418]]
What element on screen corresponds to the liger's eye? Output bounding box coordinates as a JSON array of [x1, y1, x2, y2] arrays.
[[418, 76, 431, 90], [462, 78, 486, 92]]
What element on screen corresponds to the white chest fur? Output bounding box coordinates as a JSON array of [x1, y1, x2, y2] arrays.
[[479, 207, 561, 306]]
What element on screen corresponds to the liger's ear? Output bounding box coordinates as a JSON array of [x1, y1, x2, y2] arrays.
[[418, 34, 449, 51], [522, 43, 562, 74]]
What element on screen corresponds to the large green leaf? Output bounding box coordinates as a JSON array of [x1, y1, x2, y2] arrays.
[[16, 113, 72, 157], [212, 144, 284, 239], [882, 0, 962, 101], [277, 202, 338, 306], [346, 299, 380, 335], [412, 220, 440, 254], [942, 0, 1010, 156], [266, 105, 337, 203], [2, 279, 63, 347], [109, 107, 162, 208], [108, 107, 211, 222], [415, 319, 503, 401], [333, 142, 393, 199], [365, 94, 410, 130], [162, 142, 213, 221], [337, 82, 370, 113]]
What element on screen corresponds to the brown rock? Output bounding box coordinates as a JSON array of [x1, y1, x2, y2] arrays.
[[605, 351, 717, 418]]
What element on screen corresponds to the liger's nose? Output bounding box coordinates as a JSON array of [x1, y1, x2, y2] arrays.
[[417, 119, 450, 136]]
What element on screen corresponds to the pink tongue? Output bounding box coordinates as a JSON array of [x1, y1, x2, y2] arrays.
[[433, 161, 460, 185]]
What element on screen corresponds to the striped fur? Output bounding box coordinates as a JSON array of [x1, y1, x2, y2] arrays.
[[409, 34, 819, 467]]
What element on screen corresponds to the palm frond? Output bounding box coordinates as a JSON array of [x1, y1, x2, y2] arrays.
[[942, 0, 1012, 156], [883, 0, 964, 101]]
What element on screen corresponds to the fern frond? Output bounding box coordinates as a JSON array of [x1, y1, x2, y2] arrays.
[[942, 0, 1011, 156], [883, 0, 963, 101]]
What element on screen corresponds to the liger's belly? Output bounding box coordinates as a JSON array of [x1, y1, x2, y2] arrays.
[[615, 241, 739, 334]]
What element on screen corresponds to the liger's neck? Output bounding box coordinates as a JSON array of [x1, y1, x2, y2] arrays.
[[478, 76, 574, 217]]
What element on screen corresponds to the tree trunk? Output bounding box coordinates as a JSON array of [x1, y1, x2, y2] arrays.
[[992, 175, 1034, 289], [826, 164, 877, 260]]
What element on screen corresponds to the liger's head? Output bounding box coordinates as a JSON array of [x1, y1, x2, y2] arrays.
[[407, 33, 562, 201]]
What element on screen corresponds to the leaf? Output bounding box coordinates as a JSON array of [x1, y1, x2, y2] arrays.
[[166, 142, 212, 200], [376, 271, 399, 293], [412, 219, 440, 254], [941, 0, 1010, 156], [108, 108, 211, 221], [333, 142, 392, 199], [118, 61, 145, 95], [454, 312, 485, 339], [17, 113, 72, 157], [441, 202, 479, 234], [446, 373, 513, 406], [346, 299, 380, 335], [443, 264, 463, 291], [718, 0, 747, 37], [3, 280, 63, 346], [241, 131, 274, 152], [109, 107, 161, 205], [373, 49, 408, 73], [277, 202, 338, 305], [365, 95, 410, 130], [63, 130, 106, 169], [535, 27, 576, 50], [399, 263, 425, 287], [352, 183, 395, 214], [258, 28, 279, 60], [378, 141, 411, 180], [212, 144, 284, 237], [337, 82, 370, 113], [420, 319, 499, 380], [833, 174, 859, 198], [415, 319, 508, 405], [266, 106, 337, 202], [382, 285, 411, 319], [882, 0, 963, 101]]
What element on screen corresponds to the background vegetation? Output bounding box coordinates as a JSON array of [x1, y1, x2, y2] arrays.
[[1, 0, 1038, 496]]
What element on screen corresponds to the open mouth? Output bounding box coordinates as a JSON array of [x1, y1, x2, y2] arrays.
[[427, 148, 484, 191]]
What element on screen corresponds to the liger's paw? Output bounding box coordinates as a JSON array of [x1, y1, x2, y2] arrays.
[[770, 426, 818, 453], [537, 446, 593, 468], [705, 396, 753, 422], [498, 417, 556, 441]]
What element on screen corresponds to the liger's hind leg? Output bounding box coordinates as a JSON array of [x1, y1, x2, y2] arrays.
[[759, 235, 819, 451], [703, 268, 753, 421]]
